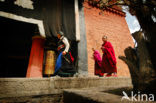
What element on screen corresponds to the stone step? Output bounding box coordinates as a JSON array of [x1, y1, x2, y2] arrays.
[[0, 94, 63, 103], [0, 77, 132, 98], [63, 86, 156, 103], [0, 86, 132, 103], [63, 86, 132, 103]]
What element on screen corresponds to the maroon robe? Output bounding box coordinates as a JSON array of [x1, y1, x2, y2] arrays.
[[101, 41, 117, 73], [93, 50, 104, 76]]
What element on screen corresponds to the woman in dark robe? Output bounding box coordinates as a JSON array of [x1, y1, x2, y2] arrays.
[[101, 35, 117, 77], [92, 48, 104, 77], [55, 31, 75, 77]]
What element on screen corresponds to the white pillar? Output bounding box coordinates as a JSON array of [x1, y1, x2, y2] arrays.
[[75, 0, 80, 41]]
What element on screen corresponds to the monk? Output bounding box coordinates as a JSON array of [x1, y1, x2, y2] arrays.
[[101, 35, 117, 77], [92, 48, 104, 77]]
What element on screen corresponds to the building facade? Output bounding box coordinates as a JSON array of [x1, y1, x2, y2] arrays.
[[83, 1, 134, 76], [0, 0, 134, 77]]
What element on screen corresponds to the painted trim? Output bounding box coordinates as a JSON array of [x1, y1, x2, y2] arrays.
[[75, 0, 80, 41], [0, 11, 45, 37]]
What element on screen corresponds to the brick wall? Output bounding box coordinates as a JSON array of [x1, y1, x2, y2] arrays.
[[83, 2, 134, 77]]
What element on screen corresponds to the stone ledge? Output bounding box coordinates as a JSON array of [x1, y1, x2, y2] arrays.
[[0, 77, 132, 98], [63, 86, 156, 103], [63, 87, 124, 103]]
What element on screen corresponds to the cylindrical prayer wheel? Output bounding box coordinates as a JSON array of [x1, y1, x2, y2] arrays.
[[44, 50, 56, 76]]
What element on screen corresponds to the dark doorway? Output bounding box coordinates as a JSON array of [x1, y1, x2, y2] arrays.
[[0, 16, 37, 77]]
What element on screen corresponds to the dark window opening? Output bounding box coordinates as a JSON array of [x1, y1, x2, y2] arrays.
[[0, 16, 37, 77]]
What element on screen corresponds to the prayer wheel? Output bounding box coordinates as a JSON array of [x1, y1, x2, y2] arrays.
[[44, 50, 56, 76]]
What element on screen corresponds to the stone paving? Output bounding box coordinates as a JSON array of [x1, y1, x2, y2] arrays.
[[63, 86, 130, 103], [63, 86, 156, 103], [0, 94, 63, 103], [0, 85, 155, 103]]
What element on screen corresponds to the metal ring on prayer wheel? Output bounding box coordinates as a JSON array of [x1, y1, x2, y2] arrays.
[[44, 50, 56, 77]]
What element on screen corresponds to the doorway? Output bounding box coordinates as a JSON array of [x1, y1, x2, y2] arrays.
[[0, 16, 37, 77]]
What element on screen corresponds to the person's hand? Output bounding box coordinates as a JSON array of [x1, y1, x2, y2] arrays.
[[62, 51, 66, 55], [57, 47, 60, 51], [101, 47, 105, 50]]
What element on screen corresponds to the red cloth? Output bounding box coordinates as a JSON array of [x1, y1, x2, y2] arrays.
[[69, 52, 74, 63], [101, 41, 117, 73], [93, 50, 104, 76]]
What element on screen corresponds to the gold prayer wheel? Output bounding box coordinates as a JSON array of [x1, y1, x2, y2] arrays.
[[44, 50, 56, 76]]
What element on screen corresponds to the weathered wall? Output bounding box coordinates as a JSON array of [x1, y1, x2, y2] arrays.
[[77, 4, 88, 75], [83, 2, 134, 76]]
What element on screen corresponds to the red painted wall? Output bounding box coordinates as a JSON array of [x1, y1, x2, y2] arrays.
[[83, 2, 134, 77]]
